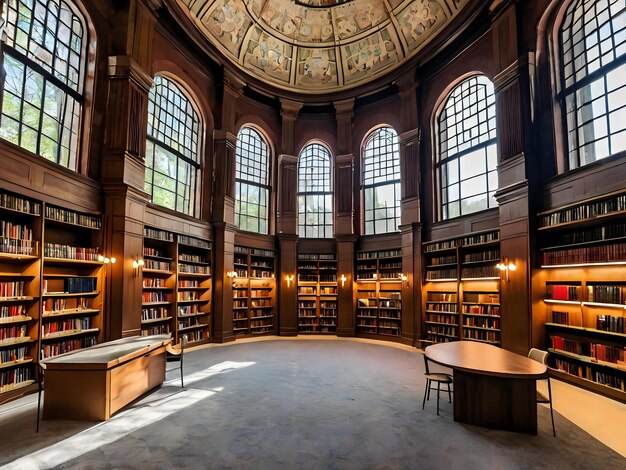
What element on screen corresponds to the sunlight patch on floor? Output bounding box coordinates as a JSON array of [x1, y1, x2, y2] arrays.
[[1, 388, 214, 470]]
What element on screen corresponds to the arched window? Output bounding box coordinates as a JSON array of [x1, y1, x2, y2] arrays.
[[559, 0, 626, 170], [145, 75, 201, 216], [436, 75, 498, 220], [298, 143, 333, 238], [0, 0, 89, 170], [235, 126, 270, 234], [362, 127, 401, 234]]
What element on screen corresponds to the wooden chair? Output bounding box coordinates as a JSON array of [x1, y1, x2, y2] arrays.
[[36, 349, 46, 432], [166, 335, 186, 388], [528, 348, 556, 436], [421, 353, 453, 415]]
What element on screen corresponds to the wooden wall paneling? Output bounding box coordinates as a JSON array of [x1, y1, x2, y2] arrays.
[[401, 223, 422, 345], [336, 235, 356, 337], [212, 222, 236, 342], [212, 130, 237, 224], [277, 154, 298, 235], [335, 154, 354, 236], [278, 234, 298, 336]]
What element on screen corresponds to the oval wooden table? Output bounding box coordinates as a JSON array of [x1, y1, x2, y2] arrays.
[[425, 341, 547, 434]]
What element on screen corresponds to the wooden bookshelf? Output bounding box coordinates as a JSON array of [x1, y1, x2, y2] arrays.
[[297, 253, 338, 334], [0, 190, 41, 402], [176, 234, 212, 345], [41, 204, 103, 359], [538, 190, 626, 402], [423, 230, 501, 345], [233, 245, 276, 337], [142, 227, 175, 338], [355, 248, 402, 339]]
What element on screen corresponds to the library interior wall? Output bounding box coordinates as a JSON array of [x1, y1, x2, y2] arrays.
[[1, 0, 625, 361]]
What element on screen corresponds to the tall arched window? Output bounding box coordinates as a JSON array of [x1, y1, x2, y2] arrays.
[[235, 126, 270, 234], [145, 75, 201, 216], [0, 0, 89, 170], [362, 127, 401, 234], [298, 143, 333, 238], [559, 0, 626, 170], [436, 75, 498, 220]]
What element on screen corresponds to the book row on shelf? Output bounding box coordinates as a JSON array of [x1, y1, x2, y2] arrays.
[[1, 221, 34, 240], [464, 249, 500, 262], [0, 325, 28, 341], [1, 305, 27, 320], [43, 298, 92, 313], [144, 260, 170, 271], [179, 253, 206, 263], [42, 317, 93, 336], [235, 246, 274, 257], [539, 192, 626, 227], [0, 237, 37, 255], [43, 243, 99, 261], [356, 249, 401, 260], [0, 193, 40, 214], [554, 358, 625, 392], [143, 247, 166, 258], [142, 307, 169, 321], [178, 235, 210, 248], [43, 277, 97, 294], [42, 337, 97, 359], [179, 264, 210, 274], [0, 367, 33, 393], [547, 284, 626, 304], [549, 336, 625, 364], [1, 344, 27, 363], [0, 281, 26, 298], [45, 205, 101, 228], [550, 222, 626, 245], [541, 242, 626, 265], [144, 227, 174, 241]]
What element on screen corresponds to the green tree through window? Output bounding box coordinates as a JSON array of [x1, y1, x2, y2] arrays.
[[145, 76, 201, 216]]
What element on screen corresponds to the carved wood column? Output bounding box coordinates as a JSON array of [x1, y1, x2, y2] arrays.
[[333, 99, 356, 336], [211, 73, 244, 342], [100, 1, 156, 339], [491, 0, 533, 355], [277, 99, 301, 335], [396, 76, 421, 344]]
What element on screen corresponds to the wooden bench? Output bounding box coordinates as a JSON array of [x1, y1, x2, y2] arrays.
[[43, 334, 171, 421]]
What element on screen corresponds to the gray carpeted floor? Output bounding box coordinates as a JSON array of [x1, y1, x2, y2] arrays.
[[1, 339, 624, 469]]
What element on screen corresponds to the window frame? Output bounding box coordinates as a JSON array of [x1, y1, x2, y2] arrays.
[[297, 142, 334, 239], [0, 0, 89, 171], [361, 126, 401, 235], [556, 0, 626, 171], [144, 74, 202, 217], [435, 74, 498, 221], [235, 125, 271, 235]]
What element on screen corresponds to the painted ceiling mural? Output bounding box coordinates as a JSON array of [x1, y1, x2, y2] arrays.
[[176, 0, 470, 93]]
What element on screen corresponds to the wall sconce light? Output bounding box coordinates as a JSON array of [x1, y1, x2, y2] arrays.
[[496, 258, 517, 282], [227, 271, 238, 287], [400, 273, 409, 287], [285, 274, 295, 288], [132, 256, 144, 277], [98, 254, 117, 265], [340, 274, 347, 287]]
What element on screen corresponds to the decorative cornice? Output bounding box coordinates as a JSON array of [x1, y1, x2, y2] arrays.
[[107, 55, 153, 92]]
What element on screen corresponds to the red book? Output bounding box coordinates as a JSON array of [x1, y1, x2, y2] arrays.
[[552, 285, 569, 300]]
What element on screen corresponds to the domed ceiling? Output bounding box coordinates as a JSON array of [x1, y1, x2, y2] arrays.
[[174, 0, 471, 94]]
